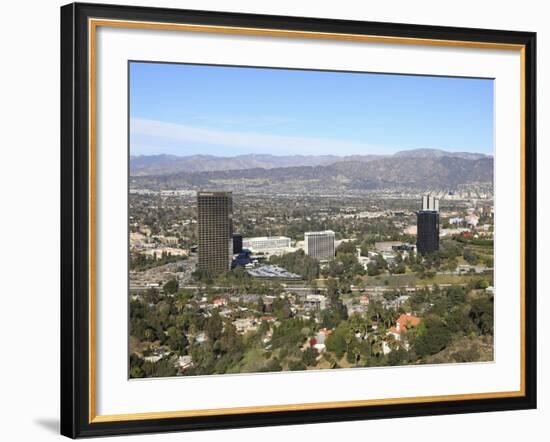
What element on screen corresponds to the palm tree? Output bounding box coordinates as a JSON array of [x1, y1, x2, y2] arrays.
[[385, 333, 399, 352], [380, 308, 396, 329], [348, 313, 368, 338], [371, 339, 383, 358], [366, 332, 379, 357], [368, 300, 384, 325]]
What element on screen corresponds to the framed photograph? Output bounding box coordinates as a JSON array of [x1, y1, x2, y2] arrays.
[[60, 2, 537, 438]]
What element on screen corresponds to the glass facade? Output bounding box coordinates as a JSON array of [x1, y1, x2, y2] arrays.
[[416, 210, 440, 254], [197, 192, 233, 276]]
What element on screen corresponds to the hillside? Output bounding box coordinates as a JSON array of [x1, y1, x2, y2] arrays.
[[130, 149, 490, 177], [130, 153, 493, 192]]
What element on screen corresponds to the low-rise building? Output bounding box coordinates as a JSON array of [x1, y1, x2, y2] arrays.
[[387, 313, 421, 342], [303, 294, 327, 311], [247, 265, 301, 279], [313, 329, 330, 352], [143, 247, 188, 259], [175, 355, 193, 370], [233, 318, 258, 334], [242, 236, 292, 254], [212, 298, 227, 307], [347, 304, 367, 317], [375, 241, 404, 253]]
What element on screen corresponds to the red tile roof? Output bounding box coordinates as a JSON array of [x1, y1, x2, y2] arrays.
[[391, 313, 421, 334]]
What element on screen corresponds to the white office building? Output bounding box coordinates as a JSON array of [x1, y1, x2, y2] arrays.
[[242, 236, 292, 254], [304, 230, 335, 261], [422, 195, 440, 212]]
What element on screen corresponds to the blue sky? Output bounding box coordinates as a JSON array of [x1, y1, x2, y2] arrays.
[[130, 62, 494, 157]]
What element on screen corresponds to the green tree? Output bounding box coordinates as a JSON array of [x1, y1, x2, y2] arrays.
[[367, 262, 381, 276], [336, 241, 357, 255], [469, 295, 494, 335], [476, 279, 489, 290], [463, 248, 479, 265], [412, 316, 452, 357], [143, 288, 160, 304], [446, 285, 467, 309], [302, 347, 319, 366], [205, 311, 223, 342], [142, 358, 178, 378], [166, 326, 189, 353], [163, 279, 179, 294], [325, 322, 352, 359], [129, 365, 144, 378], [269, 249, 319, 280], [289, 360, 306, 371]]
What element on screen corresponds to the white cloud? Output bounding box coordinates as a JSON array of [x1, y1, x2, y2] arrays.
[[185, 114, 293, 128], [130, 118, 386, 156]]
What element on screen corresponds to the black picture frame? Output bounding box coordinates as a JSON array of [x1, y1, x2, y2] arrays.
[[61, 2, 537, 438]]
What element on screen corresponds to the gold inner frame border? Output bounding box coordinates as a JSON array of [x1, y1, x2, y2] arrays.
[[87, 18, 527, 424]]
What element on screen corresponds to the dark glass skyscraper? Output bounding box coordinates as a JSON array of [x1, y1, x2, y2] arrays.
[[232, 233, 243, 254], [416, 195, 440, 255], [197, 191, 233, 276]]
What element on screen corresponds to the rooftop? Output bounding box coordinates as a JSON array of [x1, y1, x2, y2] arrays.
[[247, 265, 301, 279], [243, 236, 291, 241], [389, 313, 421, 335], [197, 191, 232, 197], [305, 230, 335, 236]]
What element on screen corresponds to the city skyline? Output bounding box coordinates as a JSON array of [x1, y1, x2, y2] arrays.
[[128, 61, 495, 379], [130, 62, 494, 157]]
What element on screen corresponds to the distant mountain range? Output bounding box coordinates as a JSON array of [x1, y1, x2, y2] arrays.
[[130, 153, 377, 176], [391, 148, 489, 161], [130, 149, 490, 176], [130, 149, 493, 192]]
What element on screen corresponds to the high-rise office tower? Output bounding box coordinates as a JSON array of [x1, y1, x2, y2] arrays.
[[232, 233, 243, 254], [416, 195, 440, 254], [304, 230, 335, 261], [197, 191, 233, 276]]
